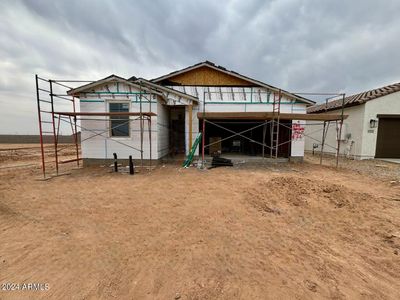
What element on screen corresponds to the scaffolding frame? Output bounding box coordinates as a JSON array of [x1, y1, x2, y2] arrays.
[[35, 75, 155, 179], [199, 90, 346, 168], [270, 89, 282, 158]]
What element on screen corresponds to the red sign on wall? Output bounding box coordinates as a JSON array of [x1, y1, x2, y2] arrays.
[[292, 122, 305, 140]]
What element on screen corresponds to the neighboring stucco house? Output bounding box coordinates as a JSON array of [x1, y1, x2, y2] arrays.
[[305, 82, 400, 159], [68, 61, 316, 164]]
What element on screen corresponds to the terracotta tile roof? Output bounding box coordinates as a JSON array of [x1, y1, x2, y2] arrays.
[[307, 82, 400, 113]]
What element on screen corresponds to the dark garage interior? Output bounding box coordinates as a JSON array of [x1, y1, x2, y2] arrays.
[[201, 119, 292, 158]]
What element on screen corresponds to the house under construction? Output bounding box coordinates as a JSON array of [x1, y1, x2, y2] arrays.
[[35, 61, 346, 177]]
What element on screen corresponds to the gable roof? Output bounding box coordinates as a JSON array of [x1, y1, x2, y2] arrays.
[[67, 74, 158, 95], [151, 61, 315, 105], [132, 78, 198, 103], [308, 81, 400, 113], [67, 75, 197, 102]]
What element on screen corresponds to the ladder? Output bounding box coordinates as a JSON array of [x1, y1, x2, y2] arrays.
[[270, 89, 282, 158], [182, 132, 202, 168]]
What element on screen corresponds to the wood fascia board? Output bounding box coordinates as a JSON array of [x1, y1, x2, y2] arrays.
[[203, 64, 314, 105], [67, 76, 163, 97], [153, 62, 314, 105], [136, 78, 198, 103]]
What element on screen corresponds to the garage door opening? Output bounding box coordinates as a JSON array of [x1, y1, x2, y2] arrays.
[[375, 115, 400, 158], [169, 107, 186, 156], [200, 119, 292, 158]]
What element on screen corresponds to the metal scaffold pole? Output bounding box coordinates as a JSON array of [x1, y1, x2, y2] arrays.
[[275, 89, 281, 159], [270, 89, 281, 159], [188, 103, 193, 153], [319, 120, 329, 165], [262, 121, 267, 158], [35, 74, 46, 178], [148, 117, 152, 169], [149, 90, 152, 170], [336, 93, 346, 168], [201, 90, 206, 168], [49, 80, 59, 175], [319, 98, 329, 165], [72, 94, 80, 167], [139, 82, 144, 170]]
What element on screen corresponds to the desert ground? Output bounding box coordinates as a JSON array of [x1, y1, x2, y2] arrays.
[[1, 145, 400, 299]]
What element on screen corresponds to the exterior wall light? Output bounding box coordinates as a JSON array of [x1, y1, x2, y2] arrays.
[[369, 119, 378, 128]]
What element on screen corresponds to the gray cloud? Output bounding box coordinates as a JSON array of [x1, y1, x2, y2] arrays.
[[1, 0, 399, 133]]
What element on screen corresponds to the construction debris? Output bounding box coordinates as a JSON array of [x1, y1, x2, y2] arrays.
[[211, 156, 233, 168]]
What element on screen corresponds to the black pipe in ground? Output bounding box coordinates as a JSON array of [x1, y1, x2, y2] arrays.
[[113, 153, 118, 172], [129, 155, 134, 175]]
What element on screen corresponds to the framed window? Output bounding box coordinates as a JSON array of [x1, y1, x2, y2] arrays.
[[109, 102, 130, 137]]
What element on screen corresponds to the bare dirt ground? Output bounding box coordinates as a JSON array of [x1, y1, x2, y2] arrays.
[[1, 145, 400, 299]]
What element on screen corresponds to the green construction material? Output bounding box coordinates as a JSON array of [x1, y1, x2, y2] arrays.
[[182, 132, 202, 168]]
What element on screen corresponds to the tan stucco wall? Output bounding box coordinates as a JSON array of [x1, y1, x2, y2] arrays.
[[362, 92, 400, 158], [305, 105, 365, 158], [305, 91, 400, 159]]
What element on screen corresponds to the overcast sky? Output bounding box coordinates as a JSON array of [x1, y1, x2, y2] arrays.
[[1, 0, 400, 134]]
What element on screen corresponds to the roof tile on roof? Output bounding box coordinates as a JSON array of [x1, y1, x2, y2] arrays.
[[307, 82, 400, 113]]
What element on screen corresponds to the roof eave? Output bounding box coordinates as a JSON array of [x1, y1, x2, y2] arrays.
[[66, 75, 122, 95], [135, 78, 199, 103], [151, 61, 315, 105], [307, 101, 361, 114], [67, 75, 163, 97]]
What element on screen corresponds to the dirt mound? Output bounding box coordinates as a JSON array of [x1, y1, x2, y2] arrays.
[[1, 151, 400, 299], [246, 176, 368, 214]]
